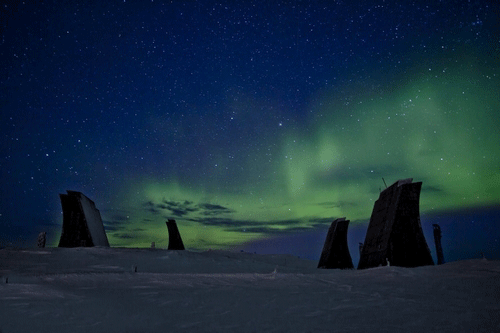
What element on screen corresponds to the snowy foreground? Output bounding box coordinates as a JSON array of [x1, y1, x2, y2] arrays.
[[1, 248, 499, 333]]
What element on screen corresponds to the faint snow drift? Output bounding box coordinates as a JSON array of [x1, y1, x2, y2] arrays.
[[1, 247, 499, 333]]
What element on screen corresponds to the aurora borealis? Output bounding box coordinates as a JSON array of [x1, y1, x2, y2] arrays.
[[1, 1, 499, 260]]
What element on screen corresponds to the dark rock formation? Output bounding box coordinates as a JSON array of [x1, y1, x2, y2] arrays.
[[58, 191, 110, 247], [358, 178, 434, 269], [37, 231, 46, 248], [433, 224, 445, 265], [318, 218, 354, 269], [166, 219, 185, 250]]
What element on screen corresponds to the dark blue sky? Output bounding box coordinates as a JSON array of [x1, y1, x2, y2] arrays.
[[1, 1, 499, 262]]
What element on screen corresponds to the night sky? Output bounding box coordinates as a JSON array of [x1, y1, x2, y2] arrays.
[[1, 1, 499, 262]]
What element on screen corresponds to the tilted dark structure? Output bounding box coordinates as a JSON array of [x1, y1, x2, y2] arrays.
[[37, 231, 46, 248], [166, 219, 185, 250], [433, 224, 445, 265], [318, 217, 354, 269], [58, 190, 109, 247], [358, 178, 434, 269]]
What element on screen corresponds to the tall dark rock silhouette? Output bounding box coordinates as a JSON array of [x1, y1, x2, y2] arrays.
[[166, 219, 185, 250], [318, 218, 354, 269], [433, 224, 445, 265], [358, 178, 434, 269], [37, 231, 46, 248], [58, 191, 109, 247]]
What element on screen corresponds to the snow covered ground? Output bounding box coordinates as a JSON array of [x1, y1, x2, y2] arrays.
[[1, 247, 499, 333]]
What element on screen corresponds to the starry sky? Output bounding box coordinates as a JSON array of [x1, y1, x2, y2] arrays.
[[1, 1, 499, 262]]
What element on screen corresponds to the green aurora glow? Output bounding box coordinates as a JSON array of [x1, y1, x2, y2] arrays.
[[101, 61, 499, 250], [4, 2, 499, 257]]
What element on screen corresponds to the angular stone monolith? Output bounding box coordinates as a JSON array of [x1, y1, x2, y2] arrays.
[[358, 178, 434, 269], [58, 191, 109, 247], [37, 231, 46, 248], [433, 224, 445, 265], [318, 217, 354, 269], [166, 219, 185, 250]]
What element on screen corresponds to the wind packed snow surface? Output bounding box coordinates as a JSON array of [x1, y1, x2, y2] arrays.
[[1, 248, 499, 333]]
